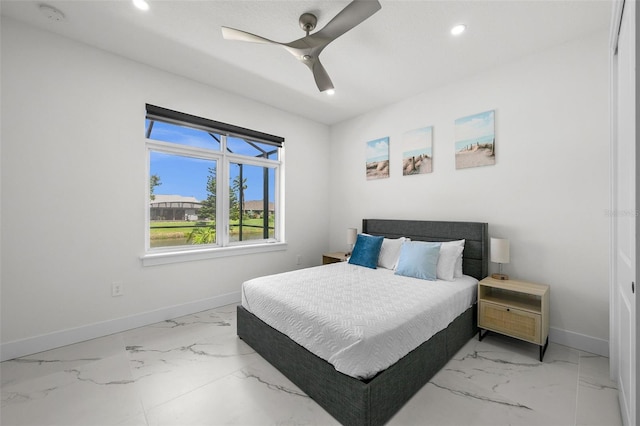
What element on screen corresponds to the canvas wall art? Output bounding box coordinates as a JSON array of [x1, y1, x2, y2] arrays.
[[455, 110, 496, 169], [366, 137, 390, 180], [402, 126, 433, 176]]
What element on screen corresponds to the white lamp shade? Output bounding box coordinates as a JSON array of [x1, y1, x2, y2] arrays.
[[347, 228, 358, 245], [490, 238, 510, 264]]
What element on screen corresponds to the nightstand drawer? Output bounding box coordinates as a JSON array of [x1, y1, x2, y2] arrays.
[[322, 252, 348, 265], [479, 301, 542, 344]]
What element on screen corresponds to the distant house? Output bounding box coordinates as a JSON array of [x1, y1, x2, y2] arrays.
[[150, 195, 202, 221], [242, 200, 274, 218]]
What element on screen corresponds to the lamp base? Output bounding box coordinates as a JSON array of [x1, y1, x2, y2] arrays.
[[491, 273, 509, 280]]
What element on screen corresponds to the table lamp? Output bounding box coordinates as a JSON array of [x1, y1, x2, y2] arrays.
[[490, 238, 510, 280], [347, 228, 357, 255]]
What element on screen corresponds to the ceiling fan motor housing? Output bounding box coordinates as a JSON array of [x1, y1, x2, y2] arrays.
[[299, 13, 318, 33]]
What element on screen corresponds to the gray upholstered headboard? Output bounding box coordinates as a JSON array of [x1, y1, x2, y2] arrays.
[[362, 219, 489, 280]]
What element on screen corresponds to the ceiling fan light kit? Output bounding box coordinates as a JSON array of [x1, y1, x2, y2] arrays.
[[221, 0, 382, 93]]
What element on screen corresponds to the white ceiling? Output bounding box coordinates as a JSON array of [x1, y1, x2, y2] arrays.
[[1, 0, 612, 125]]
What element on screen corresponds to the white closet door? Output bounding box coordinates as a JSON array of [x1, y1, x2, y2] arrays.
[[611, 0, 636, 424]]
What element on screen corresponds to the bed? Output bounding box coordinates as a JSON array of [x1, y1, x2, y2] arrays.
[[237, 219, 489, 425]]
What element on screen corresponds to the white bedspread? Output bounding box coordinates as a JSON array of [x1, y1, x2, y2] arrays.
[[241, 262, 478, 379]]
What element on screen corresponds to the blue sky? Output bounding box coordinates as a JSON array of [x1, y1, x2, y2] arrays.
[[402, 126, 433, 159], [454, 110, 495, 151], [366, 137, 390, 163], [147, 121, 275, 202], [150, 152, 214, 201]]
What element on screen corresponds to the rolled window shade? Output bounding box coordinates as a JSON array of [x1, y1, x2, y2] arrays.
[[146, 104, 284, 147]]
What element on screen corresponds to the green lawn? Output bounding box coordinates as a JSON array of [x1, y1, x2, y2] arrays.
[[150, 219, 274, 241], [150, 221, 207, 240]]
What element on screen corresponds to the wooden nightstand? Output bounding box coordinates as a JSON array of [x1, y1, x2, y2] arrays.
[[478, 276, 550, 361], [322, 252, 349, 265]]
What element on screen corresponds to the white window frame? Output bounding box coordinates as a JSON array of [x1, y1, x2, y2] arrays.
[[141, 107, 286, 266]]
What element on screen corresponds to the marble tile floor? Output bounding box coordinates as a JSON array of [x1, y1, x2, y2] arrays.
[[1, 304, 622, 426]]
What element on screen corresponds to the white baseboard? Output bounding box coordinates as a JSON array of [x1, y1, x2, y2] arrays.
[[549, 327, 609, 357], [2, 300, 609, 362], [0, 292, 241, 362]]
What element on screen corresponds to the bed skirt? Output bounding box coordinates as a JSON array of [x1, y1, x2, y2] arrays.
[[237, 303, 477, 426]]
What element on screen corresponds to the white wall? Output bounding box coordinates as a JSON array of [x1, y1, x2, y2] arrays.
[[0, 18, 331, 360], [0, 17, 612, 359], [329, 31, 611, 355]]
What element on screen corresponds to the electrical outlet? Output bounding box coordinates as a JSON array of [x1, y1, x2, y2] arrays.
[[111, 281, 124, 297]]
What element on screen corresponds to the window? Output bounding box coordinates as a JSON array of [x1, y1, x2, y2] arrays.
[[143, 104, 284, 264]]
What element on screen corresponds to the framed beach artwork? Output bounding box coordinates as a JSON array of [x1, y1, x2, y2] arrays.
[[402, 126, 433, 176], [455, 110, 496, 169], [366, 137, 390, 180]]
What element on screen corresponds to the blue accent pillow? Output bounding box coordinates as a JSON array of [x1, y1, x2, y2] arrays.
[[348, 234, 384, 269], [395, 241, 441, 281]]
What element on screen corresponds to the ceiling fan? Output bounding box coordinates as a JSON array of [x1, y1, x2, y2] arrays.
[[221, 0, 382, 93]]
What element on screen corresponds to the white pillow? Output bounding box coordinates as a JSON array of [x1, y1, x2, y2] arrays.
[[378, 237, 408, 269], [441, 239, 465, 278], [436, 244, 464, 281]]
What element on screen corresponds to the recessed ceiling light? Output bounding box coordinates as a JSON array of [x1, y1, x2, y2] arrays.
[[451, 24, 466, 36], [39, 4, 65, 22], [325, 89, 336, 96], [132, 0, 150, 11]]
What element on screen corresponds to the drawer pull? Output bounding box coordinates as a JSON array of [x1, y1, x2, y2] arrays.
[[506, 308, 510, 312]]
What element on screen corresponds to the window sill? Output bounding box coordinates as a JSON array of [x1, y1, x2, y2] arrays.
[[141, 242, 288, 266]]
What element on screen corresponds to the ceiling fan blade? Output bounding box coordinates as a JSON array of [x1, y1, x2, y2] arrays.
[[313, 0, 381, 42], [311, 59, 334, 92], [221, 26, 279, 45], [221, 1, 380, 93]]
